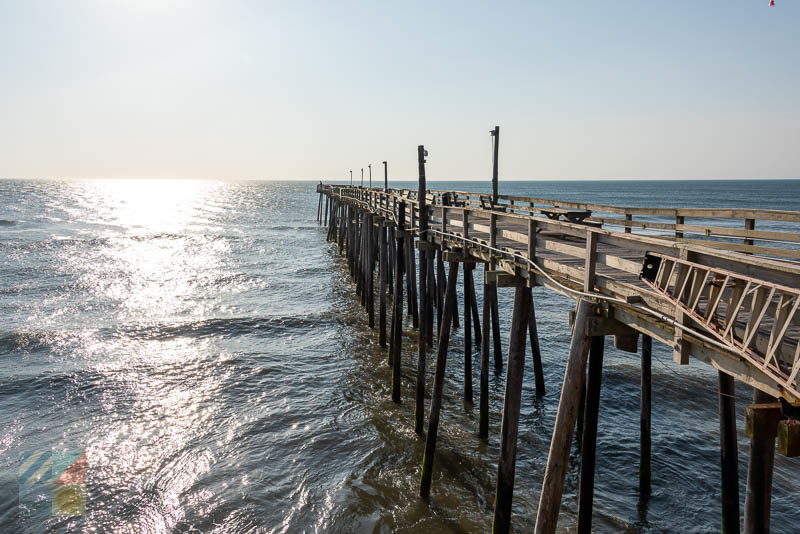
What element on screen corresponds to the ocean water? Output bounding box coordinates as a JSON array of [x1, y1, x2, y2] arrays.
[[1, 179, 798, 533]]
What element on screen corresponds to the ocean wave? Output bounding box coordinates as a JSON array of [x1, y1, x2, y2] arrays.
[[0, 219, 18, 226]]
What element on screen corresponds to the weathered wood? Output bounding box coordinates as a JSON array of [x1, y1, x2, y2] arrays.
[[407, 235, 419, 327], [719, 371, 740, 534], [492, 285, 532, 533], [420, 261, 460, 498], [367, 215, 375, 328], [744, 389, 776, 534], [534, 298, 594, 534], [577, 335, 605, 534], [391, 204, 406, 402], [436, 247, 446, 336], [379, 223, 388, 348], [490, 284, 502, 371], [529, 294, 545, 396], [480, 264, 491, 439], [640, 334, 652, 497], [463, 260, 474, 403], [415, 145, 430, 435], [470, 265, 482, 347]]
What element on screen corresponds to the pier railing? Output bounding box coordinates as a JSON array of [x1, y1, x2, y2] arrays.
[[321, 183, 800, 400]]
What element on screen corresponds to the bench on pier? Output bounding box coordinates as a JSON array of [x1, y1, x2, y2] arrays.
[[540, 207, 593, 224], [479, 195, 507, 212]]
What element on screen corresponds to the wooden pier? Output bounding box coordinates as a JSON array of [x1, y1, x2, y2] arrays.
[[314, 156, 800, 533]]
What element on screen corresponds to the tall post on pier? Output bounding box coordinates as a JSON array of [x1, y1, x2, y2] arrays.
[[383, 161, 388, 191], [491, 125, 500, 205], [415, 145, 430, 434], [379, 223, 388, 348], [361, 168, 364, 187], [350, 170, 353, 186], [369, 164, 372, 188]]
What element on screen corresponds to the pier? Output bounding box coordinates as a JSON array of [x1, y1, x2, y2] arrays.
[[314, 148, 800, 533]]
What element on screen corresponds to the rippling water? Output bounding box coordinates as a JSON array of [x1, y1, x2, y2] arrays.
[[1, 179, 798, 533]]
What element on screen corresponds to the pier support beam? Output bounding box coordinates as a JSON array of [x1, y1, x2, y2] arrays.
[[744, 390, 777, 534], [415, 145, 430, 435], [577, 335, 605, 534], [719, 371, 740, 534], [479, 263, 491, 439], [463, 263, 475, 404], [640, 335, 652, 497], [529, 294, 545, 396], [420, 260, 459, 499], [492, 284, 532, 533], [379, 223, 388, 348], [534, 298, 594, 534], [390, 204, 406, 402]]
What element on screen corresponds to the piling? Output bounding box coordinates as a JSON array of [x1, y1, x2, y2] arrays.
[[390, 203, 406, 401], [415, 145, 430, 435], [577, 335, 605, 534], [744, 389, 776, 534], [534, 298, 594, 534], [719, 371, 740, 534], [492, 284, 532, 533], [420, 260, 459, 499], [640, 335, 652, 496]]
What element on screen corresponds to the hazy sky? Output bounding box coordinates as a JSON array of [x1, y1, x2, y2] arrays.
[[1, 1, 798, 181]]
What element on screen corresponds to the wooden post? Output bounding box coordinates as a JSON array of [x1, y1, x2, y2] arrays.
[[415, 145, 430, 435], [479, 263, 491, 439], [391, 203, 406, 402], [436, 248, 446, 336], [577, 335, 605, 534], [527, 220, 544, 394], [470, 267, 481, 347], [676, 215, 685, 238], [420, 260, 460, 499], [367, 215, 375, 328], [463, 262, 474, 404], [640, 334, 652, 497], [491, 125, 500, 205], [719, 371, 740, 534], [490, 213, 502, 370], [407, 235, 419, 328], [383, 160, 388, 191], [625, 213, 632, 233], [379, 223, 388, 348], [426, 253, 435, 348], [529, 296, 545, 396], [534, 298, 594, 534], [492, 285, 532, 533], [744, 389, 776, 534]]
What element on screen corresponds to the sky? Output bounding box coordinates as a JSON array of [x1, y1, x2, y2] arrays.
[[0, 0, 798, 181]]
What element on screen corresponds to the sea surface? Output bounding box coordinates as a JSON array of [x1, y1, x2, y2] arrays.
[[1, 179, 799, 533]]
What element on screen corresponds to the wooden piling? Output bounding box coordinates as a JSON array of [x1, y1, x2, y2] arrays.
[[719, 371, 740, 534], [436, 248, 446, 335], [577, 335, 605, 534], [744, 389, 776, 534], [469, 264, 482, 347], [420, 260, 459, 499], [490, 283, 502, 371], [391, 205, 406, 402], [492, 284, 532, 533], [463, 261, 474, 404], [379, 223, 388, 348], [640, 334, 652, 497], [479, 264, 491, 439], [367, 215, 375, 328], [407, 235, 419, 328], [529, 294, 545, 396], [415, 145, 430, 435], [534, 298, 594, 534]]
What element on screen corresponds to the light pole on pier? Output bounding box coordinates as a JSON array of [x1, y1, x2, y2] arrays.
[[368, 164, 372, 188], [383, 161, 388, 191], [349, 170, 353, 186], [361, 168, 364, 187], [491, 125, 500, 205]]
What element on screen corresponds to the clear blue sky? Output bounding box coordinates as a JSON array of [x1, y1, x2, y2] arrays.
[[1, 1, 797, 180]]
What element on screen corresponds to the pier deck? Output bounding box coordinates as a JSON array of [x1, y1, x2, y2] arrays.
[[316, 181, 800, 533]]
